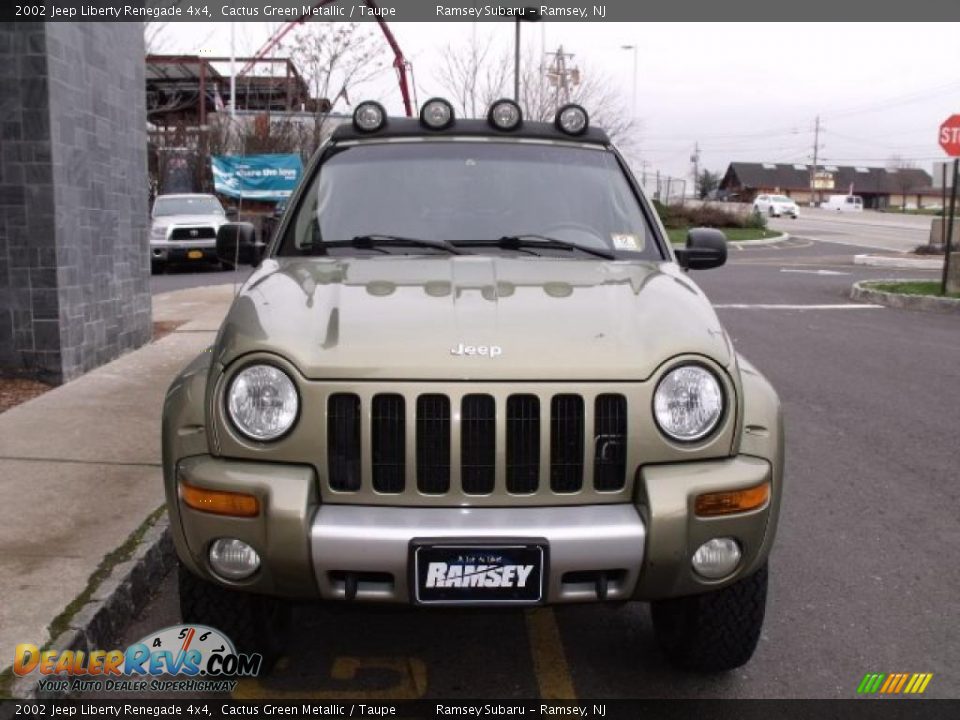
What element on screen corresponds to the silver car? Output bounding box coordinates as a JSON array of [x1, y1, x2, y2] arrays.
[[149, 193, 230, 272]]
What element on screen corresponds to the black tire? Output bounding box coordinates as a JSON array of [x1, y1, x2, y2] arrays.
[[219, 260, 235, 272], [650, 564, 767, 672], [177, 563, 290, 674], [768, 207, 776, 217], [151, 262, 164, 275]]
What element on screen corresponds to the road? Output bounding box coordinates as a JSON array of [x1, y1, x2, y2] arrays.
[[130, 236, 959, 700], [768, 207, 933, 252]]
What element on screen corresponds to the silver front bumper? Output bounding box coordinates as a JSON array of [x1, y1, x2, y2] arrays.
[[309, 504, 646, 604]]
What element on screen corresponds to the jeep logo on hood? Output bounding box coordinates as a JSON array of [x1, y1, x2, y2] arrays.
[[450, 343, 502, 358]]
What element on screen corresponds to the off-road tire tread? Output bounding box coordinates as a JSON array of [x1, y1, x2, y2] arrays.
[[651, 564, 768, 672]]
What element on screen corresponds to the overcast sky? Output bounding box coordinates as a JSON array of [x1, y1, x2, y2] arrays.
[[156, 22, 960, 181]]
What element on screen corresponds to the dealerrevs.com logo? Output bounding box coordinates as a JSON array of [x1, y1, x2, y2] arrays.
[[13, 625, 261, 694]]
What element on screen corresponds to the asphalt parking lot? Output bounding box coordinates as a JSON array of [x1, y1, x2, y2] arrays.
[[134, 234, 959, 700]]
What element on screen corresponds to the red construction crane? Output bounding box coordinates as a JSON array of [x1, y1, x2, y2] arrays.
[[237, 0, 413, 117]]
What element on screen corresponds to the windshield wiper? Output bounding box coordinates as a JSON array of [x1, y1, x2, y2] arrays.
[[331, 234, 465, 255], [455, 234, 616, 260]]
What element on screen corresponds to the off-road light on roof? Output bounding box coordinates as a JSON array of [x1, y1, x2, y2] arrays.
[[420, 97, 455, 130], [487, 99, 523, 131], [555, 103, 589, 136], [353, 101, 386, 133]]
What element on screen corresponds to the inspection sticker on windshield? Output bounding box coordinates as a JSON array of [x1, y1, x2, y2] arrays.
[[611, 233, 640, 250]]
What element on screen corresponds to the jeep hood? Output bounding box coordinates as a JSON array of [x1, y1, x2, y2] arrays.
[[215, 256, 733, 381]]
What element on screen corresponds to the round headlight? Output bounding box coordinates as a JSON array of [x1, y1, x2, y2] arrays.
[[420, 97, 455, 129], [555, 103, 589, 135], [653, 364, 724, 442], [227, 364, 299, 441], [487, 99, 523, 131], [353, 100, 386, 133], [691, 537, 741, 580]]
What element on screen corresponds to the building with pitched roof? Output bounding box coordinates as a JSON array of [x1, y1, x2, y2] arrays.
[[719, 162, 938, 209]]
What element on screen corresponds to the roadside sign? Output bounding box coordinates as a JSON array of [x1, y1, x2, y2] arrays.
[[938, 115, 960, 156], [932, 161, 954, 189]]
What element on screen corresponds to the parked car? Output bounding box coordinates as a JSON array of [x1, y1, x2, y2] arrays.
[[163, 99, 784, 674], [820, 194, 864, 212], [752, 194, 799, 218], [149, 193, 231, 273]]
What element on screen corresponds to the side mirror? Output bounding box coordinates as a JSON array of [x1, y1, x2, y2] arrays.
[[225, 207, 239, 221], [216, 222, 259, 266], [675, 227, 727, 270]]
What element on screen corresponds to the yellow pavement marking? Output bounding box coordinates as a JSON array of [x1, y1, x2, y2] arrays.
[[916, 673, 934, 694], [525, 608, 576, 700], [232, 656, 427, 700]]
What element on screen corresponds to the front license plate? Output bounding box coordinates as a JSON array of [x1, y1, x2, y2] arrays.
[[187, 250, 203, 259], [411, 540, 546, 605]]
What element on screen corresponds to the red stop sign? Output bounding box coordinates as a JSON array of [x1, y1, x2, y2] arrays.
[[939, 115, 960, 156]]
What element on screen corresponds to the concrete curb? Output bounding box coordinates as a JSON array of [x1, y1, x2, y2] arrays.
[[9, 514, 176, 699], [851, 280, 960, 313], [729, 232, 790, 249], [853, 254, 943, 270]]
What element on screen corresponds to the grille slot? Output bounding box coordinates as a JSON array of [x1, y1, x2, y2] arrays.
[[371, 394, 405, 493], [328, 393, 361, 491], [506, 394, 540, 494], [461, 394, 496, 494], [550, 394, 585, 493], [594, 394, 627, 491], [416, 394, 451, 494], [170, 226, 215, 241]]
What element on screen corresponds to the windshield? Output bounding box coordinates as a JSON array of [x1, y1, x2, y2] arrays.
[[772, 195, 793, 202], [153, 196, 224, 217], [279, 141, 660, 259]]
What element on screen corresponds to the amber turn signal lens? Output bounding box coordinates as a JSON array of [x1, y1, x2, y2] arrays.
[[695, 482, 770, 517], [180, 482, 259, 518]]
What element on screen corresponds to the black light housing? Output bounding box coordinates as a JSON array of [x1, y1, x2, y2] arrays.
[[487, 99, 523, 131], [419, 98, 455, 130], [353, 101, 387, 133], [555, 103, 589, 136]]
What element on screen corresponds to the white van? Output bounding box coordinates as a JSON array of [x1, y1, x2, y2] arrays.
[[820, 194, 863, 212]]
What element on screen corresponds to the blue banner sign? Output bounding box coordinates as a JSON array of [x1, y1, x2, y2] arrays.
[[211, 154, 303, 201]]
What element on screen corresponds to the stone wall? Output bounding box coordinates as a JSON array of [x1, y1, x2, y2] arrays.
[[0, 23, 151, 383]]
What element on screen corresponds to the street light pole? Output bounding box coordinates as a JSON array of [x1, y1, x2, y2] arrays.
[[514, 17, 521, 102], [621, 44, 637, 117]]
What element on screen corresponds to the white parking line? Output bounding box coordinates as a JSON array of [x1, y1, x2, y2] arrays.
[[713, 303, 884, 310], [780, 268, 850, 276]]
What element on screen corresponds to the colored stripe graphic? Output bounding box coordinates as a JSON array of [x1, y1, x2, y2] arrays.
[[857, 672, 933, 695]]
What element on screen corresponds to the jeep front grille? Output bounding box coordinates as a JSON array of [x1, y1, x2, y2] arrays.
[[325, 390, 629, 502]]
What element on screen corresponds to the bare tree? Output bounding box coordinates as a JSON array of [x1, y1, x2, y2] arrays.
[[281, 23, 388, 152], [432, 39, 638, 152], [143, 23, 168, 54], [434, 33, 512, 118]]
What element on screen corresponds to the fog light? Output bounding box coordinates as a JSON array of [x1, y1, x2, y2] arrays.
[[420, 97, 455, 129], [555, 103, 589, 135], [353, 101, 386, 133], [209, 538, 260, 581], [691, 537, 741, 580], [488, 99, 522, 130]]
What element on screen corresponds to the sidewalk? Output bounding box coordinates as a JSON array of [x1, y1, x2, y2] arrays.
[[0, 284, 235, 679]]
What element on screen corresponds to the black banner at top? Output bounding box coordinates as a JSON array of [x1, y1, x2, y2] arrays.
[[2, 699, 960, 720], [4, 0, 960, 22]]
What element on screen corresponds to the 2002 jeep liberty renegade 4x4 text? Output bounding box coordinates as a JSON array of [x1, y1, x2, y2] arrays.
[[163, 99, 784, 673]]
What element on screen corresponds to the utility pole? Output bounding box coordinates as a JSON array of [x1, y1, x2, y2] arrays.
[[545, 46, 578, 107], [690, 142, 701, 199], [809, 115, 821, 207]]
